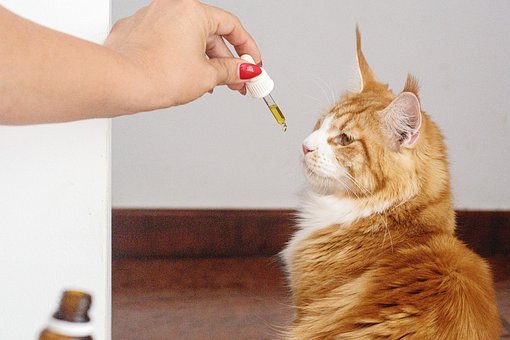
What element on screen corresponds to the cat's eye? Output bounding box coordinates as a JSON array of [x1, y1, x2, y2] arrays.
[[334, 133, 354, 146]]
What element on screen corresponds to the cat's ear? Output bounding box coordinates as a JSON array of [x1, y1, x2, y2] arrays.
[[402, 73, 420, 99], [356, 26, 379, 91], [381, 92, 422, 150]]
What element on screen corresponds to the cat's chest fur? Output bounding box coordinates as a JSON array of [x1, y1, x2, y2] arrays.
[[281, 191, 392, 272]]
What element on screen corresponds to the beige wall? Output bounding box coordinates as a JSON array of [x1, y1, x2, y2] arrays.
[[112, 0, 510, 210]]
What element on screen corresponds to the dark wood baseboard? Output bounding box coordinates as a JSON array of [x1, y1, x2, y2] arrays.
[[112, 209, 294, 259], [455, 211, 510, 256], [112, 209, 510, 259]]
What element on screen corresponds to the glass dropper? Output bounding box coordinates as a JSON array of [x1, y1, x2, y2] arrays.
[[240, 54, 287, 132]]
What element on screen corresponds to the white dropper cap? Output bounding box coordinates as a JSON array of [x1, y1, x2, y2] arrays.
[[240, 54, 274, 98]]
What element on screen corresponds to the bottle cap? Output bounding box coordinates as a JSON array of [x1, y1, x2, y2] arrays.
[[53, 290, 92, 322], [240, 54, 274, 98]]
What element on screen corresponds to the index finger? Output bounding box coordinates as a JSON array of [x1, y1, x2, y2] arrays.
[[203, 4, 262, 65]]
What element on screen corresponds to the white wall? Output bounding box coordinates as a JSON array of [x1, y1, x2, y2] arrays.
[[112, 0, 510, 210], [0, 1, 111, 339]]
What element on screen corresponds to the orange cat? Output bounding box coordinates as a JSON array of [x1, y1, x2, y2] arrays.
[[282, 28, 500, 339]]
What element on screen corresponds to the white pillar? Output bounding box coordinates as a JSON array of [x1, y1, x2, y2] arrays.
[[0, 1, 111, 339]]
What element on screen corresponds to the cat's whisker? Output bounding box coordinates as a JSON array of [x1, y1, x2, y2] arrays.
[[321, 78, 338, 107], [304, 94, 327, 106], [309, 76, 337, 107], [343, 173, 393, 249], [343, 171, 372, 197], [349, 176, 372, 197], [395, 195, 412, 209], [340, 174, 393, 250], [309, 77, 334, 107], [342, 171, 367, 192], [377, 212, 394, 252], [335, 177, 359, 199], [328, 83, 337, 107], [337, 174, 358, 195]]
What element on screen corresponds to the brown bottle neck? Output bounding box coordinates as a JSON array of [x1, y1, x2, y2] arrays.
[[53, 291, 92, 322]]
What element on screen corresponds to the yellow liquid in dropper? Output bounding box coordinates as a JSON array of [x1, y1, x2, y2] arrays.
[[268, 105, 287, 131]]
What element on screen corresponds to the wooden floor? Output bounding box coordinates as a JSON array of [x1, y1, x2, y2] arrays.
[[113, 255, 510, 339]]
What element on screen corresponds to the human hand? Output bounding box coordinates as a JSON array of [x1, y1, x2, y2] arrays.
[[104, 0, 262, 110]]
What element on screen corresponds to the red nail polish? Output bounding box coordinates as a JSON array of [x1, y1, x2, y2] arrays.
[[239, 63, 262, 80]]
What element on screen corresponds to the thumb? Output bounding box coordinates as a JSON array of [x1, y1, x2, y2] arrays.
[[207, 58, 262, 86]]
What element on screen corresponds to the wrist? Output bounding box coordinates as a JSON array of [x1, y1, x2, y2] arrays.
[[104, 48, 169, 117]]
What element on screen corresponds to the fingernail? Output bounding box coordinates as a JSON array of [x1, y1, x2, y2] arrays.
[[239, 63, 262, 80], [240, 86, 247, 96], [257, 61, 263, 67], [208, 89, 214, 94]]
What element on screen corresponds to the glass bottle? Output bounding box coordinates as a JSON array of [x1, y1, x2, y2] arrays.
[[39, 290, 93, 340]]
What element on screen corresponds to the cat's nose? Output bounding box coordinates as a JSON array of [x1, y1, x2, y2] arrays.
[[302, 144, 314, 155]]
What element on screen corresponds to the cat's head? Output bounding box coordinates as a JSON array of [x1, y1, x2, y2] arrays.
[[302, 28, 449, 206]]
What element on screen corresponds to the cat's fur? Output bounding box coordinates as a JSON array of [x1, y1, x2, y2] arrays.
[[282, 28, 500, 339]]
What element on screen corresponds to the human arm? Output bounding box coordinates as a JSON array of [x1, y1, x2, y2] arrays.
[[0, 0, 261, 125]]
